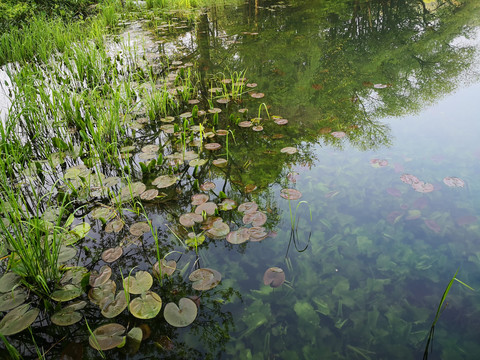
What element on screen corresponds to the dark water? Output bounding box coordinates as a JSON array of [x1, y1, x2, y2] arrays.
[[3, 0, 480, 359]]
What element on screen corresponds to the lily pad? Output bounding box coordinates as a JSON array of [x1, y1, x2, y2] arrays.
[[185, 233, 206, 247], [207, 108, 222, 114], [0, 272, 21, 293], [281, 147, 297, 155], [105, 219, 124, 233], [238, 202, 258, 214], [243, 211, 267, 226], [219, 199, 237, 211], [91, 206, 115, 221], [0, 289, 27, 311], [400, 174, 420, 185], [141, 144, 159, 153], [443, 177, 465, 188], [89, 280, 116, 305], [331, 131, 346, 139], [120, 182, 146, 200], [51, 301, 86, 326], [90, 265, 112, 287], [123, 271, 153, 294], [51, 284, 83, 302], [263, 267, 285, 288], [412, 181, 434, 193], [0, 304, 40, 335], [252, 126, 263, 132], [238, 121, 253, 128], [274, 119, 288, 125], [189, 159, 208, 167], [179, 213, 203, 227], [195, 202, 217, 216], [102, 247, 123, 263], [249, 226, 268, 241], [70, 223, 91, 239], [189, 268, 221, 291], [101, 291, 128, 319], [140, 189, 159, 201], [280, 188, 302, 200], [129, 291, 162, 319], [212, 159, 228, 167], [153, 259, 176, 277], [163, 298, 197, 327], [129, 222, 151, 236], [200, 182, 216, 191], [152, 175, 178, 189], [250, 92, 265, 99], [89, 323, 126, 351], [204, 143, 221, 151], [58, 246, 77, 263], [226, 228, 250, 244], [205, 220, 230, 239], [191, 193, 209, 206]]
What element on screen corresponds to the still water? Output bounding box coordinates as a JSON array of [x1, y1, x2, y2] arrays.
[[3, 0, 480, 359]]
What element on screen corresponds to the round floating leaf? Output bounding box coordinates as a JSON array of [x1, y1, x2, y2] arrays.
[[91, 206, 115, 221], [189, 159, 208, 167], [51, 284, 82, 302], [245, 184, 257, 193], [101, 291, 128, 319], [51, 301, 86, 326], [141, 144, 159, 153], [331, 131, 346, 138], [126, 327, 143, 354], [195, 202, 217, 216], [263, 267, 285, 288], [246, 83, 257, 88], [209, 87, 222, 93], [164, 298, 197, 327], [243, 211, 267, 227], [153, 259, 176, 277], [208, 108, 222, 114], [250, 92, 265, 99], [280, 188, 302, 200], [129, 291, 162, 319], [216, 129, 228, 136], [152, 175, 178, 189], [185, 233, 206, 247], [129, 222, 151, 236], [443, 177, 465, 188], [274, 118, 288, 125], [179, 213, 203, 227], [191, 193, 209, 206], [0, 272, 21, 293], [189, 268, 221, 291], [89, 280, 116, 305], [0, 304, 39, 335], [0, 289, 27, 311], [412, 181, 434, 193], [200, 182, 216, 191], [216, 98, 230, 104], [58, 246, 77, 263], [238, 202, 258, 214], [102, 247, 123, 263], [252, 126, 263, 132], [70, 223, 90, 240], [205, 221, 230, 239], [90, 265, 112, 287], [89, 323, 126, 351], [180, 112, 192, 118], [238, 121, 253, 128], [188, 99, 200, 105], [204, 143, 221, 151], [219, 199, 237, 211], [138, 152, 157, 161], [249, 226, 268, 241], [105, 219, 124, 233], [121, 182, 146, 200], [281, 147, 297, 155], [370, 158, 389, 167], [212, 158, 228, 168], [123, 271, 153, 294], [140, 189, 159, 201], [226, 228, 250, 244], [400, 174, 420, 185], [238, 108, 248, 113]]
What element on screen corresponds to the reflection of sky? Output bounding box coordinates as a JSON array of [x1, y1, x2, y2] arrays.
[[0, 68, 11, 123]]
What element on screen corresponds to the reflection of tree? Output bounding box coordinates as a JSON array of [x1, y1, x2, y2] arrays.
[[179, 0, 479, 152]]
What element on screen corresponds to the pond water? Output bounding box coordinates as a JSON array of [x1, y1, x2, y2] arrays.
[[2, 0, 480, 359]]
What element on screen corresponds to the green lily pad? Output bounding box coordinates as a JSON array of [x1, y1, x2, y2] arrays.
[[185, 233, 206, 247], [123, 271, 153, 294], [121, 182, 146, 200], [129, 291, 162, 319], [152, 175, 178, 189], [153, 259, 177, 277], [189, 268, 221, 291], [89, 323, 126, 351], [219, 199, 237, 211], [101, 291, 128, 319], [141, 144, 159, 153], [101, 247, 123, 263], [105, 219, 124, 233], [91, 206, 115, 221], [140, 189, 158, 201], [89, 280, 117, 305], [57, 246, 77, 263], [195, 202, 217, 216], [226, 228, 250, 245], [205, 220, 230, 239], [263, 267, 285, 288], [60, 267, 88, 287], [0, 272, 21, 293], [129, 222, 151, 236], [179, 213, 203, 227], [0, 304, 39, 335], [189, 158, 208, 167], [163, 298, 197, 327], [70, 223, 91, 240], [126, 327, 143, 354], [51, 284, 83, 302], [51, 301, 86, 326], [0, 289, 27, 311], [90, 265, 112, 287]]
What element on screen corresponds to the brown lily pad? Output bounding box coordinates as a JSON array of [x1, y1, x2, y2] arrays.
[[263, 267, 285, 288], [195, 202, 217, 216], [200, 182, 216, 191], [102, 247, 123, 263], [129, 222, 151, 236], [243, 211, 267, 227], [191, 194, 209, 206], [189, 268, 221, 291], [204, 143, 221, 151], [226, 228, 250, 244], [179, 213, 204, 227], [280, 188, 302, 200], [153, 259, 177, 277], [238, 202, 258, 214], [89, 323, 126, 351], [443, 177, 465, 188]]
